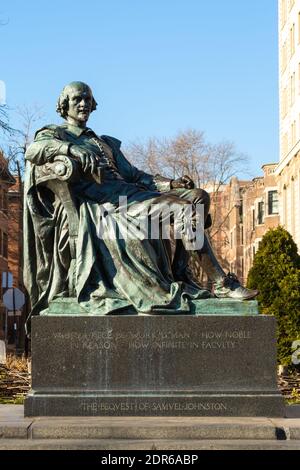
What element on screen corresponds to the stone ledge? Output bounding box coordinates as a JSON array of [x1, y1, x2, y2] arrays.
[[1, 410, 300, 441], [1, 438, 300, 451], [30, 417, 277, 440], [0, 421, 31, 439], [285, 405, 300, 418], [25, 394, 284, 417], [1, 406, 300, 450]]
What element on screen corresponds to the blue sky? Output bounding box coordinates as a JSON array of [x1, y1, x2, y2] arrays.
[[1, 0, 278, 178]]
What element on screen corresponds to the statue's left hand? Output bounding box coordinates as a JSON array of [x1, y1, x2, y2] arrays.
[[171, 175, 195, 189], [69, 145, 99, 174]]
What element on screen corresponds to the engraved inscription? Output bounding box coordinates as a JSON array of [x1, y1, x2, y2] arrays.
[[201, 341, 235, 349], [52, 329, 251, 352], [53, 330, 116, 351], [201, 330, 251, 339], [128, 330, 196, 351], [79, 401, 228, 413], [129, 340, 199, 350], [128, 330, 251, 351], [200, 330, 251, 350]]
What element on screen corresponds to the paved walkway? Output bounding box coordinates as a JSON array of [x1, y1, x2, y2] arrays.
[[1, 405, 300, 450]]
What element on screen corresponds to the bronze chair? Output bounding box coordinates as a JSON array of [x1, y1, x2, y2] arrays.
[[34, 155, 80, 297]]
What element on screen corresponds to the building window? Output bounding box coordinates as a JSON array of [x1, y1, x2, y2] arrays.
[[257, 201, 264, 225], [282, 42, 287, 71], [291, 120, 297, 145], [281, 0, 287, 28], [282, 86, 288, 117], [252, 209, 255, 230], [240, 226, 244, 245], [268, 190, 279, 215], [2, 232, 8, 259], [290, 72, 296, 105], [282, 132, 288, 155], [239, 200, 243, 223], [290, 24, 295, 57], [3, 191, 7, 213]]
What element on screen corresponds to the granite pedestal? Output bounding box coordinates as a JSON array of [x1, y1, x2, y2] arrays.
[[25, 307, 284, 417]]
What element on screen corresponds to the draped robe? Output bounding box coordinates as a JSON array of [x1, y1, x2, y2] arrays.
[[24, 122, 210, 328]]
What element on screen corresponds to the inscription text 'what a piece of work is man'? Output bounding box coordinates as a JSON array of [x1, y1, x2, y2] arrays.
[[52, 329, 251, 351]]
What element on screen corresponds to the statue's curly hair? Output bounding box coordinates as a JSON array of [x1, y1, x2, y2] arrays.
[[56, 81, 98, 118]]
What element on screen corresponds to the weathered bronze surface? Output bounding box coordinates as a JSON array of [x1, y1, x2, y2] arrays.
[[24, 82, 257, 330]]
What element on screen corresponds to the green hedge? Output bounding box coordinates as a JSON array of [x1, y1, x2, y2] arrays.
[[247, 227, 300, 365]]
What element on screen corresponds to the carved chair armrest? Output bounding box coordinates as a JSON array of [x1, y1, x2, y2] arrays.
[[33, 155, 105, 296], [34, 155, 80, 185], [34, 155, 80, 297]]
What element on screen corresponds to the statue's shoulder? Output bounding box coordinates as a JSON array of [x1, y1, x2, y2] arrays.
[[101, 135, 122, 152], [34, 124, 68, 140]]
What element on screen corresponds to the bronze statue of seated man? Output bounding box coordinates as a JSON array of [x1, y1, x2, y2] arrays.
[[24, 81, 257, 327]]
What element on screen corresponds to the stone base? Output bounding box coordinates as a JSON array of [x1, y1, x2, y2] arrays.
[[25, 314, 284, 417], [42, 298, 260, 316], [25, 393, 284, 417]]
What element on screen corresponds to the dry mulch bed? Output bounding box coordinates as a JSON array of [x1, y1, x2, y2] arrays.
[[278, 370, 300, 403], [0, 355, 30, 404]]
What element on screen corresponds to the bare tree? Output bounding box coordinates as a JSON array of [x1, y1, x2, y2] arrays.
[[0, 105, 14, 134], [5, 104, 45, 174], [125, 129, 246, 186], [125, 129, 247, 282], [0, 105, 18, 182], [125, 129, 247, 225], [126, 137, 171, 177]]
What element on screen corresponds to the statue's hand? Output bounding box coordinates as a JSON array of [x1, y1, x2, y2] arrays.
[[69, 145, 100, 174], [171, 175, 195, 190]]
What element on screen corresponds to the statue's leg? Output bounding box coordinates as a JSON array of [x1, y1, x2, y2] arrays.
[[169, 188, 258, 300], [198, 236, 259, 299], [198, 233, 226, 281], [169, 188, 212, 287]]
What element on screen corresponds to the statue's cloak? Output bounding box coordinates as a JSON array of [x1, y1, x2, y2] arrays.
[[24, 124, 210, 332]]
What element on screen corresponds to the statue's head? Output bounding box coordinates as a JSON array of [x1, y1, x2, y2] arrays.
[[56, 81, 97, 127]]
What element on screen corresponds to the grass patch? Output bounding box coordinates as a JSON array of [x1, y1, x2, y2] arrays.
[[0, 396, 25, 405]]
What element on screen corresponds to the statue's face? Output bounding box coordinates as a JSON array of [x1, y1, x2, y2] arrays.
[[66, 86, 93, 126]]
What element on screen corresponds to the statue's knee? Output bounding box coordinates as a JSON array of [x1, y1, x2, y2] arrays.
[[204, 213, 212, 229], [201, 189, 210, 207], [192, 188, 210, 209]]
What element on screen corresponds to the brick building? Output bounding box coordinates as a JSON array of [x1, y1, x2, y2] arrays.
[[0, 149, 25, 350], [208, 179, 249, 283], [0, 151, 16, 339], [276, 0, 300, 250], [208, 164, 280, 284], [8, 176, 23, 290]]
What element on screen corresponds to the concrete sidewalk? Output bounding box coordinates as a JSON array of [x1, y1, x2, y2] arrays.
[[1, 405, 300, 450]]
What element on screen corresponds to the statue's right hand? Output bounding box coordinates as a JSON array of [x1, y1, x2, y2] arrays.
[[171, 175, 195, 189], [69, 145, 99, 174]]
